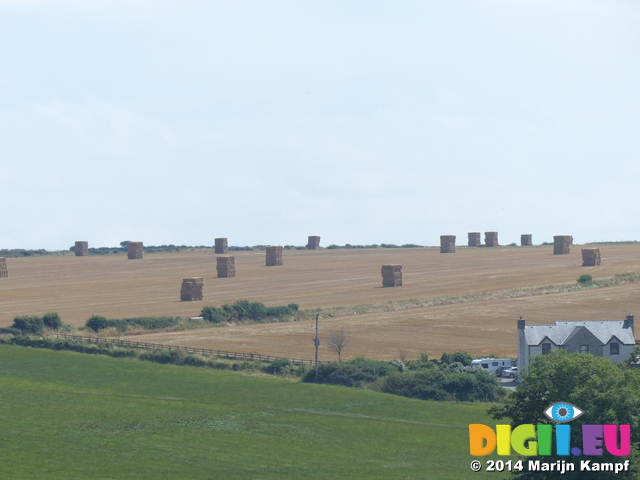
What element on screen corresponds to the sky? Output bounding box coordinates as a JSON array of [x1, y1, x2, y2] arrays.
[[1, 0, 639, 250]]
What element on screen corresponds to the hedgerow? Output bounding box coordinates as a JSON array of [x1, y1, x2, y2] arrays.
[[200, 300, 299, 324]]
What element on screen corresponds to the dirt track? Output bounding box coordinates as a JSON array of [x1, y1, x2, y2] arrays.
[[1, 244, 639, 360]]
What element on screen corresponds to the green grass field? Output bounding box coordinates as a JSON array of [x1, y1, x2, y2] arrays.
[[0, 345, 502, 479]]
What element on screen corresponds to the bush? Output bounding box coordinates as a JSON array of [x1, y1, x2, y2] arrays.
[[12, 316, 45, 335], [381, 368, 505, 402], [578, 274, 593, 284], [42, 312, 62, 330], [84, 315, 183, 333], [264, 358, 291, 375], [450, 351, 473, 366], [302, 357, 396, 387], [200, 300, 298, 324], [86, 315, 108, 332]]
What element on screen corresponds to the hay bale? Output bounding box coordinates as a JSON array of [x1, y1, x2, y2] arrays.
[[0, 257, 7, 278], [127, 242, 143, 260], [75, 241, 89, 256], [468, 232, 481, 247], [440, 235, 456, 253], [381, 264, 402, 287], [180, 277, 204, 301], [215, 238, 228, 254], [553, 235, 572, 255], [307, 236, 321, 250], [521, 234, 533, 246], [266, 246, 283, 266], [582, 248, 601, 266], [484, 232, 499, 247], [217, 256, 236, 277]]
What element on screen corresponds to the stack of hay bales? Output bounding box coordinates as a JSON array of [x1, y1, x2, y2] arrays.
[[553, 235, 572, 255], [266, 246, 283, 266], [381, 265, 402, 287], [485, 232, 499, 247], [307, 236, 321, 250], [468, 232, 481, 247], [217, 256, 236, 277], [180, 277, 204, 301], [0, 257, 7, 278], [215, 238, 228, 254], [75, 241, 89, 256], [127, 242, 143, 260], [582, 248, 601, 266], [440, 235, 456, 253], [521, 234, 533, 246]]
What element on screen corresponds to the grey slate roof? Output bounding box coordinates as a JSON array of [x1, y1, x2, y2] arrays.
[[524, 320, 635, 346]]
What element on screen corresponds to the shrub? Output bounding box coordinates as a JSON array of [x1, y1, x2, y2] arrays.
[[264, 358, 291, 375], [12, 316, 45, 335], [42, 312, 62, 330], [200, 300, 298, 324], [381, 368, 505, 402], [578, 274, 593, 284], [86, 315, 108, 332], [302, 357, 396, 387], [450, 351, 473, 366]]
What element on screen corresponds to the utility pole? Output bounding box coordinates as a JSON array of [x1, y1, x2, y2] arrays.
[[314, 313, 320, 376]]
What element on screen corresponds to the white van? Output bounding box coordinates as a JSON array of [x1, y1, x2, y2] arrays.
[[470, 358, 512, 374]]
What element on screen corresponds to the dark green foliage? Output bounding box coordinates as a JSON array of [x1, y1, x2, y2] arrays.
[[200, 300, 298, 324], [11, 316, 45, 335], [381, 368, 505, 402], [304, 353, 505, 403], [451, 351, 473, 366], [0, 336, 234, 370], [42, 312, 62, 330], [578, 274, 593, 284], [264, 358, 291, 374], [86, 315, 108, 332], [85, 315, 183, 332], [440, 350, 472, 365], [489, 351, 640, 479], [0, 249, 53, 258], [440, 352, 452, 364], [283, 245, 306, 250], [302, 357, 396, 387]]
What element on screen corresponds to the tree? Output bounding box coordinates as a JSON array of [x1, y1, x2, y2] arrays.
[[327, 330, 350, 362], [12, 316, 44, 335], [488, 351, 640, 479], [42, 312, 62, 330], [86, 315, 108, 332]]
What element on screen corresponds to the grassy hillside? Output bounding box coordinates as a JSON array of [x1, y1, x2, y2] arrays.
[[0, 345, 501, 479]]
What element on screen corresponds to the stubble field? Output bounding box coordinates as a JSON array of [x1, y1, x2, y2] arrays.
[[1, 244, 639, 361]]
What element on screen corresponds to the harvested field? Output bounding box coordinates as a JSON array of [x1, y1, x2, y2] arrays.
[[1, 245, 639, 360]]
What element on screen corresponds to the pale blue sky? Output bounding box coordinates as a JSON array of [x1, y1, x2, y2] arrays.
[[2, 0, 639, 249]]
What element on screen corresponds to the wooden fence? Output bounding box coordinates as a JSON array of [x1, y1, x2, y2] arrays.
[[50, 333, 329, 365]]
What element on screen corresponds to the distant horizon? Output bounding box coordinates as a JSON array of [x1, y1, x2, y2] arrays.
[[3, 236, 638, 253]]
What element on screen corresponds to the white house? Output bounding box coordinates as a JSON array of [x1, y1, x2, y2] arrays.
[[517, 314, 636, 372]]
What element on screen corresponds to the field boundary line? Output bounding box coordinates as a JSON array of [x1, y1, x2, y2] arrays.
[[50, 333, 330, 365]]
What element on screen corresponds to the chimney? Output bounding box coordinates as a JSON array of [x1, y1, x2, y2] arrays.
[[517, 316, 527, 372], [625, 314, 634, 335]]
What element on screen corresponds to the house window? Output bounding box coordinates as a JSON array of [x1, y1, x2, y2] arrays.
[[542, 343, 551, 355], [579, 345, 589, 354], [610, 343, 620, 355]]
